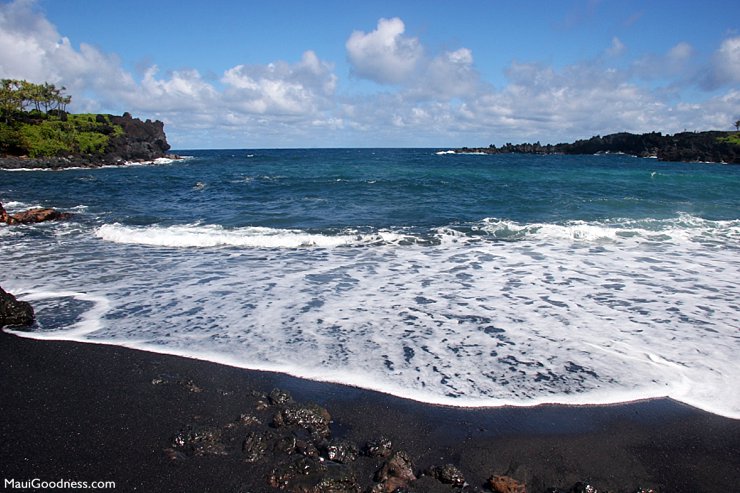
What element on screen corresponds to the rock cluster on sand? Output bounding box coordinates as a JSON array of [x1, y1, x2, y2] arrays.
[[0, 287, 34, 328], [160, 381, 656, 493]]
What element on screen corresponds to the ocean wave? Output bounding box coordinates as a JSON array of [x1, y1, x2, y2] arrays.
[[464, 214, 740, 244], [94, 214, 739, 250], [95, 223, 413, 249]]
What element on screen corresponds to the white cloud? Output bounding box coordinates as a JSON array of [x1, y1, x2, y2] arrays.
[[0, 3, 738, 148], [222, 50, 336, 115], [415, 48, 480, 100], [703, 35, 740, 89], [345, 18, 483, 101], [346, 17, 423, 84], [0, 0, 130, 95], [631, 41, 695, 82]]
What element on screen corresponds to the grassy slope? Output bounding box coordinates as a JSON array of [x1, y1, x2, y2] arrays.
[[0, 113, 124, 158]]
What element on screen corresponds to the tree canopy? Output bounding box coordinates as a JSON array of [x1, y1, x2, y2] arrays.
[[0, 79, 71, 114]]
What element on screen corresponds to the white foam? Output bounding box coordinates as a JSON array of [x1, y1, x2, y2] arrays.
[[5, 214, 740, 419], [466, 215, 740, 245], [125, 156, 180, 166], [94, 223, 410, 249], [5, 289, 110, 340]]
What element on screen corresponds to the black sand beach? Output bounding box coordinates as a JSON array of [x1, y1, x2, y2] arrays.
[[1, 330, 738, 492]]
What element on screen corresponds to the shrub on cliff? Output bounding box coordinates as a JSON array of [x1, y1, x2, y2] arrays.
[[1, 113, 125, 158]]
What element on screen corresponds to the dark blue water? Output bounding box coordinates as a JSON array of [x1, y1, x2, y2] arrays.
[[4, 150, 738, 230], [2, 150, 739, 418]]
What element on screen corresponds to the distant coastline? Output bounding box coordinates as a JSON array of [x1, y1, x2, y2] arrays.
[[451, 130, 740, 164]]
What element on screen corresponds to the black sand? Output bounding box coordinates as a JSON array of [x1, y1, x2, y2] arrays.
[[1, 330, 738, 492]]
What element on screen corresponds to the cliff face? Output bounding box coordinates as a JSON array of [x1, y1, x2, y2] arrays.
[[105, 112, 171, 162]]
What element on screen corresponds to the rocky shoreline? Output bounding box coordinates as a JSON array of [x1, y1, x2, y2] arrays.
[[454, 131, 740, 164]]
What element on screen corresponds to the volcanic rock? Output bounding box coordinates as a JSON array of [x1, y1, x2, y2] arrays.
[[1, 202, 71, 225], [364, 436, 393, 458], [273, 402, 332, 438], [373, 450, 416, 492], [428, 463, 466, 487], [0, 287, 35, 328], [488, 474, 527, 493]]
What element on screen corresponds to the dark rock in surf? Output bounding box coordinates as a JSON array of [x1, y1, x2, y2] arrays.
[[0, 286, 35, 328], [1, 202, 71, 225]]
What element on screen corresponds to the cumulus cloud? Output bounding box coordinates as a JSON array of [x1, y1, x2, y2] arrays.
[[1, 2, 738, 148], [222, 51, 337, 115], [345, 17, 483, 102], [346, 17, 422, 84], [0, 0, 132, 100], [702, 36, 740, 89]]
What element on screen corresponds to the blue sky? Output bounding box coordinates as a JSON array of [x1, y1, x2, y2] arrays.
[[1, 0, 738, 148]]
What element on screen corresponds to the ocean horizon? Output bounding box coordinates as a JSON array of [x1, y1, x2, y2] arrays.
[[2, 148, 738, 419]]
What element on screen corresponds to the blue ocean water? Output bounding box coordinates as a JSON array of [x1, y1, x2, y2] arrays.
[[2, 149, 739, 417]]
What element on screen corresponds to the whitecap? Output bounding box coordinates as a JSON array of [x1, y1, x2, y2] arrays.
[[94, 223, 402, 249]]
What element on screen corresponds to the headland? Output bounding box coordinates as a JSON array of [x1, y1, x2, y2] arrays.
[[453, 131, 740, 164]]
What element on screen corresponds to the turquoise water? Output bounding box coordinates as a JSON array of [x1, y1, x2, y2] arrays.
[[2, 150, 739, 417]]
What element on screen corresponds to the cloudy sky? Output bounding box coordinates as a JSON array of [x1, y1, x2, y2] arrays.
[[1, 0, 738, 149]]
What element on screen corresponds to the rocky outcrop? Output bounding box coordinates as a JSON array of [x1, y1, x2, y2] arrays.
[[0, 112, 174, 170], [1, 202, 71, 225], [455, 131, 740, 164], [0, 287, 35, 328], [105, 112, 171, 162]]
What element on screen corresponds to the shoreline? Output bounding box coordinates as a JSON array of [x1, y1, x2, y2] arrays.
[[0, 154, 182, 171], [1, 330, 738, 492]]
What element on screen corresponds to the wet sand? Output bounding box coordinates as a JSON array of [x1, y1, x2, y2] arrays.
[[1, 330, 738, 492]]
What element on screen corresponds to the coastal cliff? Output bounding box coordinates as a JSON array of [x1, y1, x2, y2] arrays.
[[455, 131, 740, 164], [0, 112, 173, 170]]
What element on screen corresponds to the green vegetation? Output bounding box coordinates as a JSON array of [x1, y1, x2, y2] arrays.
[[1, 79, 70, 114], [717, 132, 740, 146], [0, 80, 124, 158]]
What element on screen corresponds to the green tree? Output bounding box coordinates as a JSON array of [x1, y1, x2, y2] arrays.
[[0, 79, 71, 115]]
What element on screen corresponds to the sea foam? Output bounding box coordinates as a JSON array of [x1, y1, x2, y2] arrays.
[[6, 213, 739, 419], [95, 223, 411, 248]]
